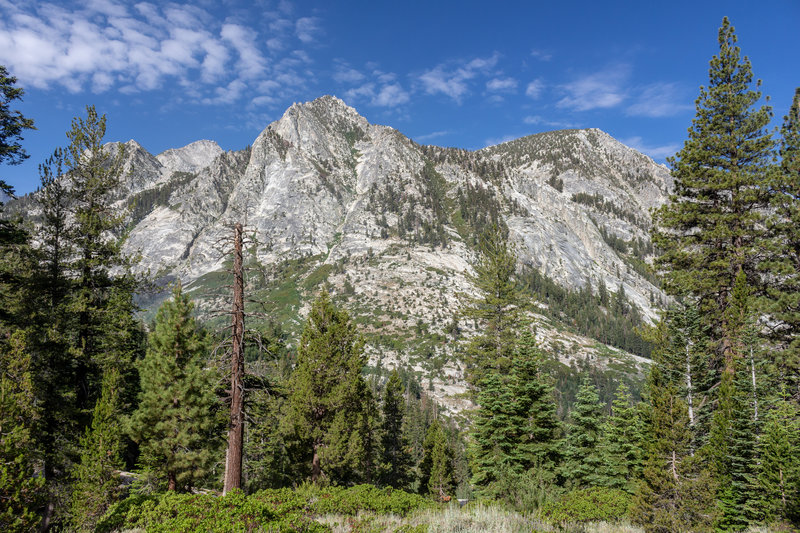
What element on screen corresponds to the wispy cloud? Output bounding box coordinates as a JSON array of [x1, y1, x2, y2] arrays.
[[415, 130, 450, 142], [523, 115, 580, 129], [622, 136, 679, 161], [525, 79, 544, 99], [332, 62, 365, 84], [295, 17, 320, 44], [0, 1, 315, 109], [626, 82, 692, 118], [418, 53, 500, 103], [486, 77, 518, 93], [530, 49, 552, 61], [557, 65, 630, 111], [344, 80, 410, 108]]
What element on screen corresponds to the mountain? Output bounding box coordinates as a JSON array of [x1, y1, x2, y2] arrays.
[[11, 96, 672, 412]]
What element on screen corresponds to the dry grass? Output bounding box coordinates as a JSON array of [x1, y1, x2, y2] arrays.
[[315, 503, 647, 533]]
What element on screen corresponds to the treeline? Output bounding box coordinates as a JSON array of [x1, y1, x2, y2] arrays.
[[520, 266, 652, 358]]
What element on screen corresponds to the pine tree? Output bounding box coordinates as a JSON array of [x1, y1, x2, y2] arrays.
[[598, 383, 643, 494], [512, 330, 561, 479], [470, 330, 561, 501], [709, 271, 762, 530], [652, 17, 774, 374], [422, 420, 453, 499], [0, 65, 35, 174], [284, 291, 373, 484], [128, 284, 219, 492], [633, 364, 717, 533], [0, 330, 45, 531], [470, 370, 519, 495], [378, 370, 414, 490], [561, 376, 605, 488], [69, 369, 125, 532], [756, 391, 800, 524], [764, 87, 800, 398], [462, 224, 525, 385]]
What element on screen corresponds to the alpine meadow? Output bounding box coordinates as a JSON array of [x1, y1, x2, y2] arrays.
[[2, 13, 800, 533]]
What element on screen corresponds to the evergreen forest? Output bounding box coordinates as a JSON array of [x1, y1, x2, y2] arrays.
[[1, 18, 799, 533]]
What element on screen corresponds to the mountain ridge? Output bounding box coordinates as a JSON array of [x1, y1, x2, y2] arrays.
[[8, 95, 670, 412]]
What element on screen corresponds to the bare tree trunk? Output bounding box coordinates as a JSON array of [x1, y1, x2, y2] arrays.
[[686, 340, 695, 427], [750, 346, 758, 421], [168, 472, 177, 491], [224, 223, 245, 495]]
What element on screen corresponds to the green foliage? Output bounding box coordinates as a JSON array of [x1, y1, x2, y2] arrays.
[[379, 371, 415, 490], [462, 224, 526, 385], [285, 291, 376, 485], [519, 266, 652, 358], [0, 65, 36, 171], [98, 485, 433, 532], [764, 87, 800, 396], [598, 383, 644, 494], [652, 17, 774, 358], [70, 369, 126, 532], [0, 330, 45, 532], [128, 283, 220, 492], [421, 420, 454, 499], [470, 331, 561, 503], [756, 392, 800, 524], [632, 363, 716, 533], [298, 484, 434, 517], [539, 487, 632, 524], [561, 376, 605, 488], [97, 489, 328, 533]]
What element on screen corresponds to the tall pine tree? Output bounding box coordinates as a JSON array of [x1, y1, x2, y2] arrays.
[[764, 87, 800, 398], [561, 376, 605, 488], [652, 17, 774, 374], [128, 284, 219, 492], [378, 370, 414, 490], [284, 291, 374, 484], [69, 369, 125, 532], [462, 224, 525, 385]]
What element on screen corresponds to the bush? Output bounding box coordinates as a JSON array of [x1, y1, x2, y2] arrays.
[[300, 484, 434, 517], [97, 484, 433, 532], [539, 487, 633, 524], [97, 490, 328, 532]]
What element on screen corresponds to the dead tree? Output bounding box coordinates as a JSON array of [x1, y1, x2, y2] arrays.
[[223, 222, 245, 494]]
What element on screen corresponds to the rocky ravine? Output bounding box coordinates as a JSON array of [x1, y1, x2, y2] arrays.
[[15, 96, 672, 412]]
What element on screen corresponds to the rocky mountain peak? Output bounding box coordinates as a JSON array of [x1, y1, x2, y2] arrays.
[[156, 140, 224, 175]]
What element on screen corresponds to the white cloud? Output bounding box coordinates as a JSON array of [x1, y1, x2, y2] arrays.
[[525, 79, 544, 99], [622, 136, 679, 160], [486, 77, 517, 92], [373, 83, 409, 107], [557, 65, 630, 111], [530, 49, 552, 61], [333, 62, 365, 84], [626, 83, 692, 118], [415, 130, 450, 142], [418, 53, 500, 103], [295, 17, 320, 43], [523, 115, 580, 129], [344, 78, 410, 108], [0, 2, 317, 109]]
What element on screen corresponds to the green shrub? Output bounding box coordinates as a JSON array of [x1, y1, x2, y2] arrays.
[[539, 487, 633, 524], [303, 484, 434, 517], [97, 490, 328, 532]]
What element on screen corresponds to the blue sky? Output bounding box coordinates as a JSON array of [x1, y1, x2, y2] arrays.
[[1, 0, 798, 195]]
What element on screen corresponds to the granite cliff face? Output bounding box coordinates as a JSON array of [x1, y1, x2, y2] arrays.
[[13, 96, 672, 411]]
